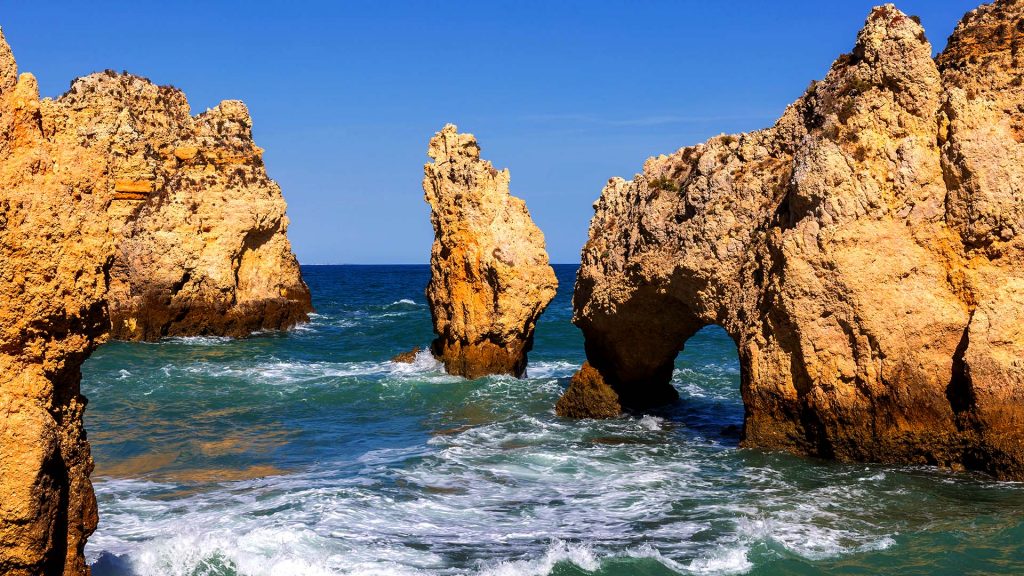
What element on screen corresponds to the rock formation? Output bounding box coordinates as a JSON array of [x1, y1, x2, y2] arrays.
[[0, 30, 308, 574], [562, 1, 1024, 480], [46, 71, 312, 340], [391, 347, 421, 363], [0, 29, 105, 576], [423, 124, 557, 378]]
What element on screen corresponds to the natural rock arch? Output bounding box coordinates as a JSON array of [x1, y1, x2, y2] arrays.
[[560, 2, 1024, 480]]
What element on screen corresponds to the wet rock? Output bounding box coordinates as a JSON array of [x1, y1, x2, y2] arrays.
[[562, 2, 1024, 480], [555, 362, 622, 419], [422, 124, 557, 378], [391, 347, 421, 363]]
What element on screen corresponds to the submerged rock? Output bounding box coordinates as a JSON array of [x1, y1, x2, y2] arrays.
[[423, 124, 557, 378], [391, 347, 421, 363], [0, 30, 308, 573], [563, 2, 1024, 480]]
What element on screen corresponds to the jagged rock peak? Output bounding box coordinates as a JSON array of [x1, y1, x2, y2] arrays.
[[0, 28, 16, 91], [423, 124, 557, 379]]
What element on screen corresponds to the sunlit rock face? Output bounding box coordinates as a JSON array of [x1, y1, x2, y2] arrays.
[[0, 29, 308, 574], [44, 71, 312, 340], [423, 124, 557, 379], [564, 1, 1024, 480], [0, 28, 106, 576]]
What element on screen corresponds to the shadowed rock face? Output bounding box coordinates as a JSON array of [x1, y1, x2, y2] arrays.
[[0, 31, 308, 574], [423, 124, 557, 378], [563, 1, 1024, 480]]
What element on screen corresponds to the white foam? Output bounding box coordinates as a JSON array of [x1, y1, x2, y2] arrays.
[[162, 335, 234, 346], [477, 540, 600, 576], [638, 414, 664, 431], [389, 349, 446, 376], [686, 545, 752, 575], [523, 361, 579, 380]]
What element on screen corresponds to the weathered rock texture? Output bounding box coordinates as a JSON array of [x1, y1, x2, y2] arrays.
[[0, 30, 105, 576], [563, 1, 1024, 480], [423, 124, 557, 378], [45, 72, 312, 340], [0, 30, 308, 574]]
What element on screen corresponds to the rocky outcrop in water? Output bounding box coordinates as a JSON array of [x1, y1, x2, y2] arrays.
[[0, 30, 308, 573], [46, 72, 312, 340], [423, 124, 557, 378], [562, 1, 1024, 480]]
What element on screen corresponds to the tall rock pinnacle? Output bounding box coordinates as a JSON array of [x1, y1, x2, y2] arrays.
[[423, 124, 557, 378]]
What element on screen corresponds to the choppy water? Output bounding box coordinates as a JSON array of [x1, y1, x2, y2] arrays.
[[82, 265, 1024, 575]]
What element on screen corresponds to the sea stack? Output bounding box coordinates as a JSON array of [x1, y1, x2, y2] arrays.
[[44, 72, 312, 340], [562, 2, 1024, 480], [423, 124, 557, 378], [0, 29, 309, 573]]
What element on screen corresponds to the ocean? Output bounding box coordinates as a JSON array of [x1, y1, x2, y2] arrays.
[[83, 265, 1024, 575]]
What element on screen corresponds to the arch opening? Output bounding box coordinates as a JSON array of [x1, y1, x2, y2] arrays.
[[665, 325, 744, 440]]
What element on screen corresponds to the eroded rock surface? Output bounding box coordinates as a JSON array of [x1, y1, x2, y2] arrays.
[[563, 1, 1024, 479], [0, 30, 308, 573], [0, 30, 103, 576], [423, 124, 557, 378], [45, 71, 312, 340]]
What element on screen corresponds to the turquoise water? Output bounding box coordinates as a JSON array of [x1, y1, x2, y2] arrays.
[[83, 265, 1024, 575]]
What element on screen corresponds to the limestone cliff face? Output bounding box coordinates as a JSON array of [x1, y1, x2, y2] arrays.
[[564, 2, 1024, 479], [0, 30, 103, 576], [0, 31, 309, 574], [44, 72, 311, 340], [423, 124, 557, 378]]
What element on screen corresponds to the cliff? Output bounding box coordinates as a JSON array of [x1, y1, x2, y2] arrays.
[[563, 1, 1024, 480], [423, 124, 557, 378], [45, 72, 311, 340], [0, 31, 308, 574], [0, 30, 104, 576]]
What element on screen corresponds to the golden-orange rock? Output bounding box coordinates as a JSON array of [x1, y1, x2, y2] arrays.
[[562, 2, 1024, 480], [39, 71, 313, 340], [112, 179, 155, 193], [0, 29, 102, 576], [554, 362, 622, 419], [0, 28, 309, 574], [423, 124, 557, 378]]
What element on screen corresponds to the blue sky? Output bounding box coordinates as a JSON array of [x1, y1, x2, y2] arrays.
[[5, 1, 979, 263]]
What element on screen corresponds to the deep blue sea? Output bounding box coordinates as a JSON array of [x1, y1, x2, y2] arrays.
[[82, 265, 1024, 575]]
